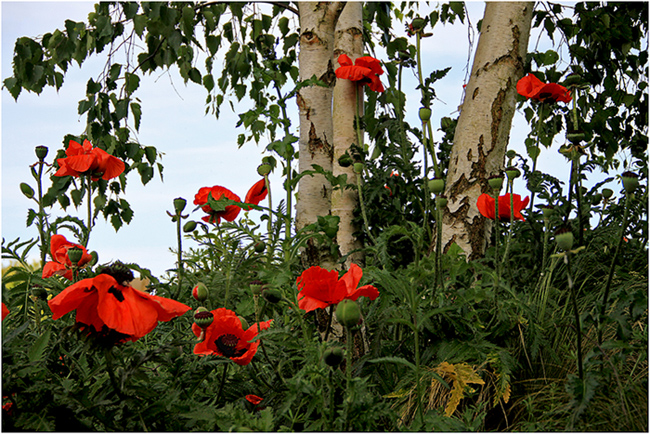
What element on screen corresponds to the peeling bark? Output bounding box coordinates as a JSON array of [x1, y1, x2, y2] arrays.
[[441, 2, 534, 259]]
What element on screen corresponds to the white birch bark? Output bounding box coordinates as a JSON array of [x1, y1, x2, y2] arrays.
[[332, 2, 364, 267], [441, 2, 534, 259], [296, 2, 345, 268]]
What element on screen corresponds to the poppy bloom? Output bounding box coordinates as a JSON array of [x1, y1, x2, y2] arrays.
[[335, 54, 385, 93], [54, 139, 125, 181], [42, 234, 94, 280], [2, 303, 9, 321], [192, 308, 272, 366], [516, 73, 571, 104], [48, 273, 191, 343], [243, 179, 268, 210], [477, 193, 529, 222], [384, 171, 400, 196], [193, 185, 242, 224], [296, 263, 379, 313], [245, 394, 263, 405]]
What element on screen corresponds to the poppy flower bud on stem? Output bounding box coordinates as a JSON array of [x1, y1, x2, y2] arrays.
[[324, 346, 344, 367], [192, 283, 209, 302], [194, 307, 214, 335], [419, 107, 432, 122], [254, 242, 266, 253], [262, 288, 282, 304], [541, 205, 554, 219], [173, 197, 187, 214], [35, 145, 49, 161], [257, 163, 272, 176], [554, 227, 574, 251], [602, 188, 613, 199], [20, 183, 34, 199], [183, 220, 197, 233], [428, 177, 445, 195], [336, 299, 361, 328], [621, 171, 639, 194], [436, 195, 448, 208], [411, 17, 426, 32], [353, 162, 364, 174], [338, 153, 353, 168], [67, 247, 84, 265]]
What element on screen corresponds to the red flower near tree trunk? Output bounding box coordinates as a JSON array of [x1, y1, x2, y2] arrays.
[[2, 303, 9, 321], [335, 54, 385, 93], [193, 185, 242, 224], [192, 308, 272, 366], [296, 263, 379, 313], [245, 394, 263, 405], [54, 139, 125, 181], [243, 179, 268, 210], [477, 193, 529, 222], [42, 234, 93, 280], [516, 73, 571, 103], [48, 273, 191, 343]]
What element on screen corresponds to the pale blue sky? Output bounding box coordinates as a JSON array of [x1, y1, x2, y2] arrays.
[[2, 2, 614, 276]]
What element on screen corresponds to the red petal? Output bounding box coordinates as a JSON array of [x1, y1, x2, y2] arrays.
[[477, 193, 496, 219], [516, 73, 545, 99], [2, 303, 9, 320], [48, 278, 97, 320]]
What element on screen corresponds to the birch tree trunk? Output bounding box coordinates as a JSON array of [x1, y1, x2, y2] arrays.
[[441, 2, 534, 259], [332, 2, 364, 267], [296, 2, 345, 268]]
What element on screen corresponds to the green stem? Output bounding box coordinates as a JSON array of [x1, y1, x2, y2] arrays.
[[494, 191, 501, 288], [274, 85, 293, 245], [323, 305, 334, 342], [413, 307, 424, 424], [215, 363, 229, 406], [34, 162, 47, 266], [175, 213, 183, 300], [356, 172, 376, 245], [85, 176, 93, 247], [265, 174, 273, 263], [500, 182, 515, 270], [344, 326, 354, 431], [565, 253, 584, 380], [529, 103, 545, 211]]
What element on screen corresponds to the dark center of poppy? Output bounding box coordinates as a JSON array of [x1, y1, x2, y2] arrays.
[[108, 286, 125, 302], [215, 333, 246, 358]]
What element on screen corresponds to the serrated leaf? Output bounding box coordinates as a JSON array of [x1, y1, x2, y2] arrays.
[[368, 356, 417, 371], [28, 329, 51, 363]]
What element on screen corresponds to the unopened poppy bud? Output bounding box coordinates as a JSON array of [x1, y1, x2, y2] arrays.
[[173, 197, 187, 214], [338, 153, 353, 168], [192, 283, 209, 302], [353, 162, 364, 174], [238, 316, 249, 330], [419, 107, 432, 122], [411, 17, 426, 31], [194, 307, 214, 329], [250, 280, 264, 296], [488, 175, 504, 191], [436, 195, 448, 208], [336, 299, 361, 328], [505, 167, 521, 180], [254, 242, 266, 253], [31, 286, 48, 300], [428, 177, 445, 194], [554, 227, 574, 251], [621, 171, 639, 193], [563, 73, 583, 87], [89, 251, 99, 267], [602, 188, 614, 199], [35, 145, 49, 161], [67, 247, 84, 264], [183, 220, 197, 232], [262, 288, 282, 304], [324, 346, 344, 367], [257, 163, 272, 176], [20, 183, 34, 199]]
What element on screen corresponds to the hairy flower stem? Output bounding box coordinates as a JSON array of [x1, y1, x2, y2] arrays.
[[32, 161, 48, 265], [274, 85, 293, 244], [528, 103, 545, 211], [215, 364, 229, 406], [344, 326, 354, 432], [174, 213, 184, 300], [356, 172, 376, 245], [85, 176, 93, 247], [564, 252, 584, 380], [328, 369, 337, 430], [500, 181, 515, 272], [264, 174, 273, 262], [494, 193, 501, 288], [598, 193, 632, 346], [323, 305, 334, 342]]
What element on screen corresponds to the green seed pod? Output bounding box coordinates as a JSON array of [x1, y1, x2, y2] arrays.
[[262, 288, 282, 304], [411, 17, 426, 31], [554, 227, 574, 251], [20, 182, 34, 199], [563, 73, 583, 87], [601, 188, 614, 199], [428, 177, 445, 194], [194, 307, 214, 329], [419, 107, 432, 122], [338, 153, 353, 168], [192, 283, 209, 302], [183, 220, 197, 233], [67, 247, 84, 264], [621, 171, 639, 194], [324, 346, 344, 367], [437, 195, 448, 208], [35, 145, 49, 161], [566, 131, 586, 144], [254, 241, 266, 253], [250, 280, 264, 296], [353, 162, 364, 174], [336, 299, 361, 328], [257, 163, 272, 176], [505, 167, 521, 180], [541, 205, 554, 218], [487, 175, 504, 191], [173, 197, 187, 214]]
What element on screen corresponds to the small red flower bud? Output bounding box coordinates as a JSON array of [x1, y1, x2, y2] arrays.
[[192, 283, 209, 302]]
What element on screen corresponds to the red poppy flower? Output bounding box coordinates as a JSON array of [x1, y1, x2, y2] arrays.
[[296, 263, 379, 313], [335, 54, 385, 93], [193, 185, 242, 224], [243, 179, 268, 210], [48, 274, 191, 343], [245, 394, 263, 405], [477, 193, 529, 222], [384, 171, 400, 196], [54, 139, 125, 181], [516, 73, 571, 104], [192, 307, 272, 366], [2, 303, 9, 321], [42, 234, 93, 280]]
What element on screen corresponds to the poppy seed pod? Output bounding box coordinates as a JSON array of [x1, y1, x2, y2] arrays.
[[35, 145, 49, 161], [419, 107, 432, 122], [488, 175, 504, 191], [67, 247, 84, 265], [324, 346, 344, 367], [338, 153, 353, 168], [428, 178, 445, 195], [567, 131, 586, 144], [250, 280, 264, 296], [541, 205, 555, 219], [173, 197, 187, 214], [437, 195, 448, 208], [505, 167, 521, 180], [192, 283, 209, 302], [621, 171, 639, 193], [563, 73, 583, 87], [262, 288, 282, 304], [554, 227, 574, 251], [602, 188, 614, 199], [257, 163, 272, 176], [194, 307, 214, 329], [183, 220, 197, 233], [353, 162, 364, 174], [20, 182, 34, 199], [411, 17, 426, 31], [336, 299, 361, 328]]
